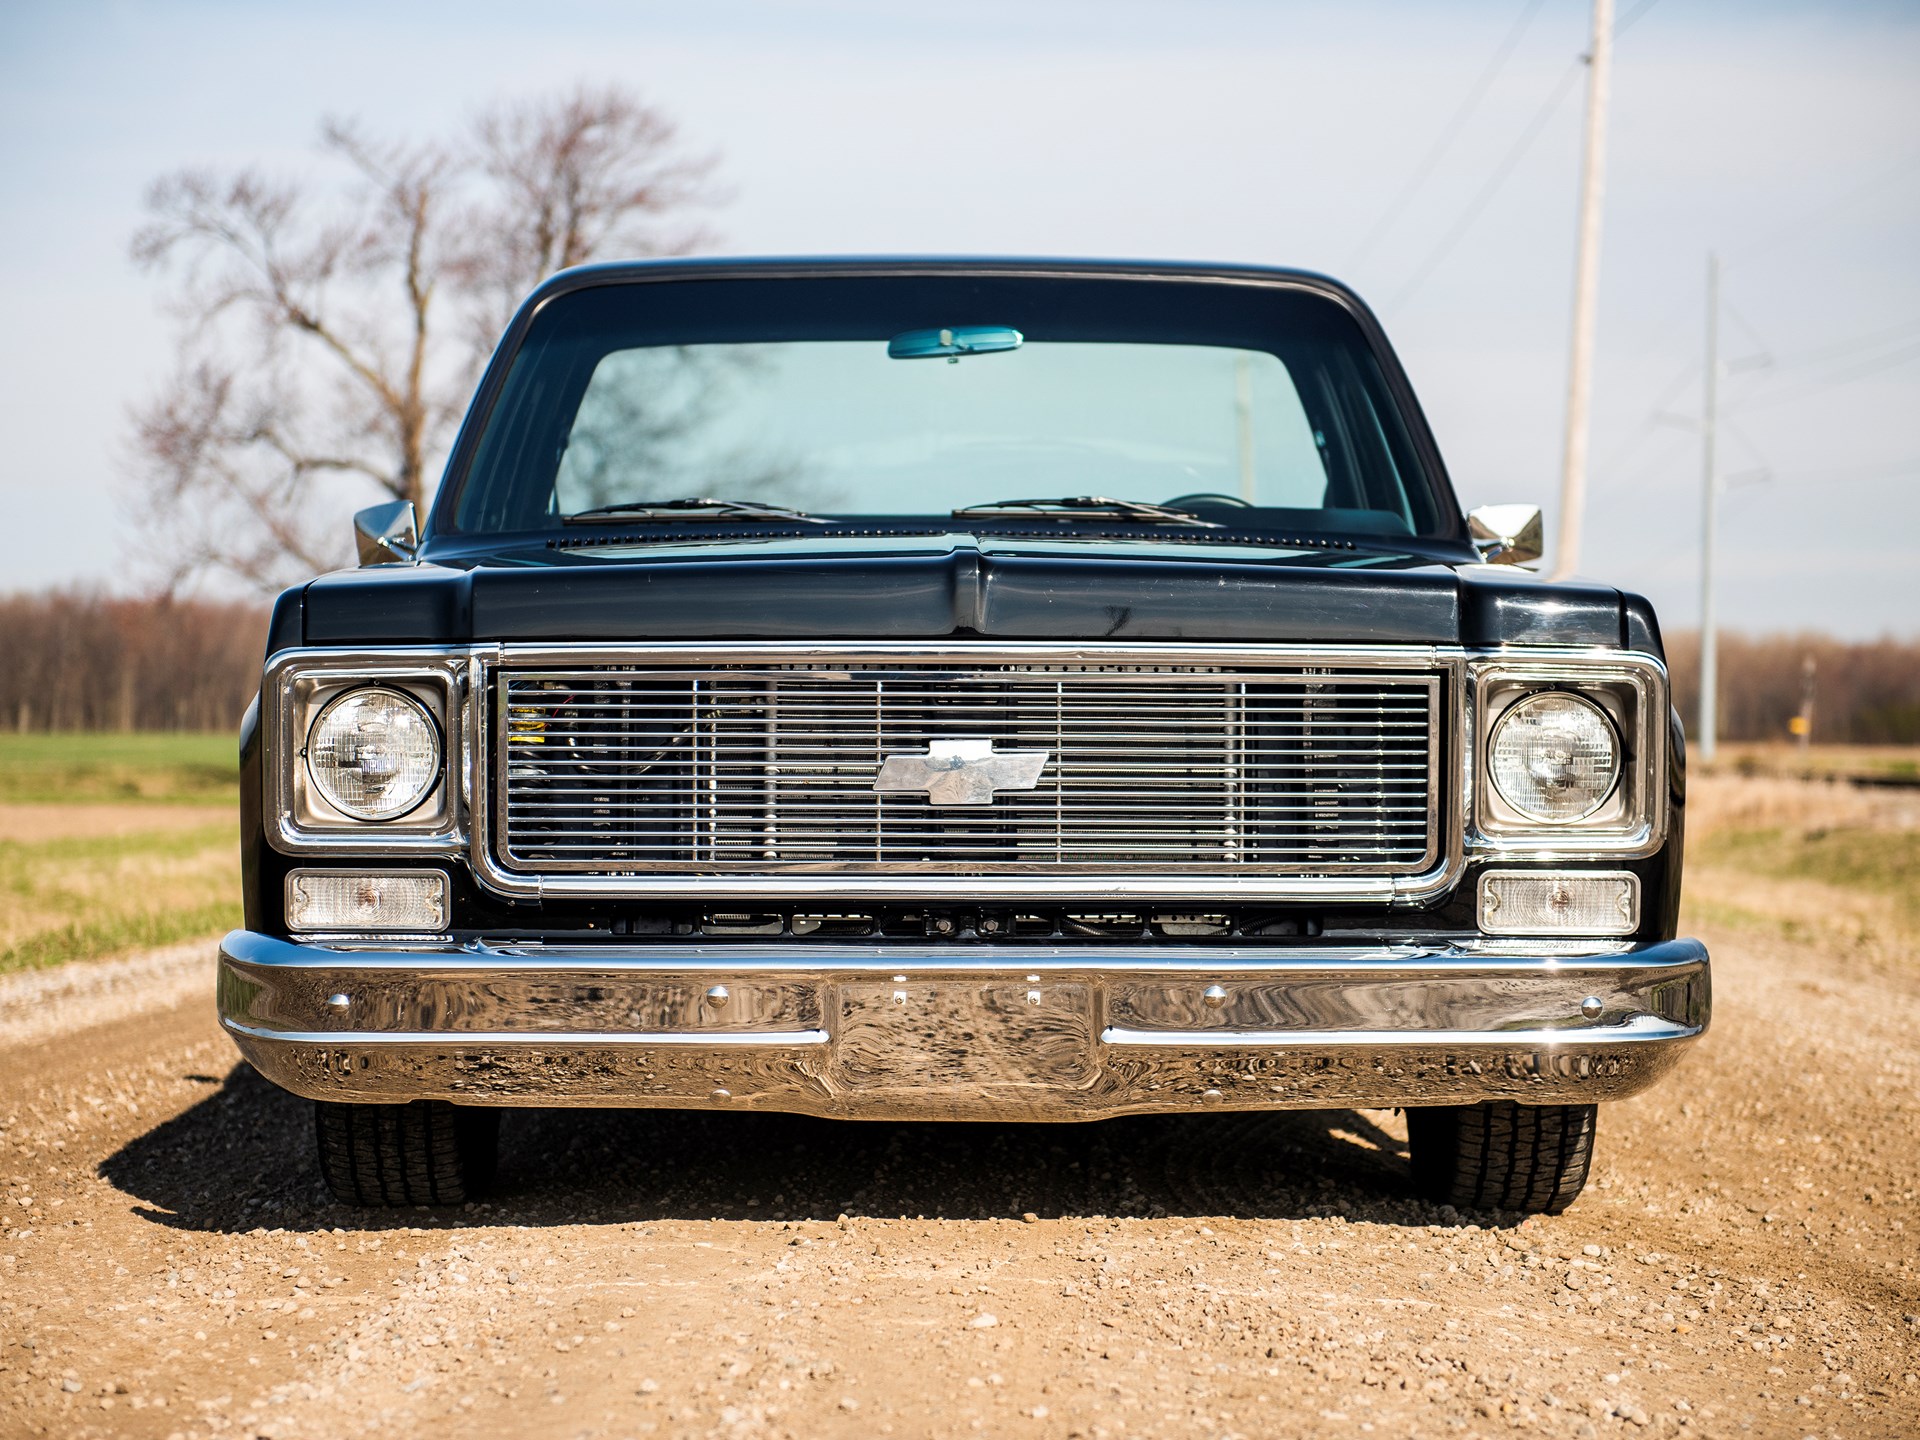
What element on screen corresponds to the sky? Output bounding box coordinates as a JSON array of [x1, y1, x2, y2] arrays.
[[0, 0, 1915, 637]]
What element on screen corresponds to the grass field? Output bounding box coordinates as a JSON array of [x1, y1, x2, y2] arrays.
[[1693, 820, 1920, 923], [0, 732, 239, 973], [1, 732, 1914, 977], [1683, 767, 1920, 966], [1702, 740, 1920, 783], [0, 731, 238, 805]]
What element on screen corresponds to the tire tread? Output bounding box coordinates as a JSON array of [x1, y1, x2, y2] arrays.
[[1407, 1101, 1595, 1214], [314, 1100, 498, 1207]]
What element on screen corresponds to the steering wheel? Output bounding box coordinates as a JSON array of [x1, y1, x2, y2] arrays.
[[1163, 492, 1254, 508]]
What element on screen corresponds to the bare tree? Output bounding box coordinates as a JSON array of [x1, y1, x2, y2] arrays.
[[469, 84, 718, 336], [128, 86, 718, 591]]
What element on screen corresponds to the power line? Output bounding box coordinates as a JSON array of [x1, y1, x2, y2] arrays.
[[1386, 58, 1585, 310], [1719, 299, 1774, 365], [1763, 317, 1920, 372], [1588, 357, 1699, 489], [1614, 0, 1667, 36], [1772, 457, 1920, 485], [1594, 425, 1696, 500], [1381, 0, 1673, 312], [1348, 0, 1550, 266], [1721, 418, 1773, 475], [1611, 160, 1920, 423], [1602, 316, 1920, 484], [1726, 340, 1920, 412]]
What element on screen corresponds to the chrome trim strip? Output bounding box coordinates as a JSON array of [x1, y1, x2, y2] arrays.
[[225, 1020, 830, 1048], [218, 935, 1703, 972], [1102, 1014, 1694, 1048], [471, 641, 1464, 667]]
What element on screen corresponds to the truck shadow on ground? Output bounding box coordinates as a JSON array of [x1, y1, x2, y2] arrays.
[[102, 1061, 1474, 1234]]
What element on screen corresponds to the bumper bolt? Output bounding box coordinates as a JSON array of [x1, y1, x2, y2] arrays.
[[1201, 1088, 1224, 1106], [709, 1088, 732, 1103], [1580, 996, 1604, 1019], [705, 985, 730, 1008], [1202, 984, 1228, 1009], [324, 993, 350, 1015]]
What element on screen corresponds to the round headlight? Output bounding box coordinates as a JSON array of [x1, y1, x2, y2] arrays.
[[306, 688, 441, 821], [1487, 692, 1620, 823]]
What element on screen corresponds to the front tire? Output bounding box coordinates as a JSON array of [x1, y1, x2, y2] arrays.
[[1406, 1101, 1596, 1214], [314, 1100, 499, 1206]]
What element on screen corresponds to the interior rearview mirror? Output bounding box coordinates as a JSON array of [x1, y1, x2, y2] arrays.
[[353, 500, 419, 566], [1467, 504, 1544, 566], [887, 325, 1024, 361]]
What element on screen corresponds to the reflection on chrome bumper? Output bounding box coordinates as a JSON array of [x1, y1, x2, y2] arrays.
[[217, 931, 1709, 1120]]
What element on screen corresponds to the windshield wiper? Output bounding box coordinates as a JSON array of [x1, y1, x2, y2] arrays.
[[563, 497, 830, 525], [952, 496, 1221, 528]]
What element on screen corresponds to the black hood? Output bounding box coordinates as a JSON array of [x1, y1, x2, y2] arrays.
[[274, 533, 1660, 656]]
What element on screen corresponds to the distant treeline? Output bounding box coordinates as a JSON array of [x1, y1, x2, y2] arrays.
[[1, 591, 267, 733], [1666, 631, 1920, 745], [2, 592, 1916, 742]]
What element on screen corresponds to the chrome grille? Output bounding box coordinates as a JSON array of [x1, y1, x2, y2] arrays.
[[494, 659, 1441, 876]]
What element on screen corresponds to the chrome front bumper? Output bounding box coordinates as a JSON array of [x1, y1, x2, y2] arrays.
[[217, 931, 1709, 1120]]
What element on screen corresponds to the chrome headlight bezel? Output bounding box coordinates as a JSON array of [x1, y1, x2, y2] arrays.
[[1470, 655, 1666, 856], [263, 649, 469, 854]]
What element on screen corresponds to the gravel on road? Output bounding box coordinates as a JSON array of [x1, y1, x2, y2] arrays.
[[2, 831, 1915, 1438]]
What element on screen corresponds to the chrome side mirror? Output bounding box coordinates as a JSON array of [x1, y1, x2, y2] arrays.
[[1468, 504, 1544, 566], [353, 500, 419, 566]]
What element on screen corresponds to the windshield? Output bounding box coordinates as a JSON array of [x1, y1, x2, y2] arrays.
[[447, 274, 1451, 539]]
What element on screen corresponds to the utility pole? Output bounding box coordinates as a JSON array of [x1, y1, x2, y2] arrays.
[[1549, 0, 1615, 581], [1233, 353, 1257, 503], [1699, 252, 1721, 765], [1796, 654, 1816, 752]]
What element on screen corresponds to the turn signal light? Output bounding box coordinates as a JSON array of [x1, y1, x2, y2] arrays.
[[287, 870, 449, 933], [1477, 870, 1637, 937]]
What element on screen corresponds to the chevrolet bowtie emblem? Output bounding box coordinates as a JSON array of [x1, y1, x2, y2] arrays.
[[873, 739, 1051, 807]]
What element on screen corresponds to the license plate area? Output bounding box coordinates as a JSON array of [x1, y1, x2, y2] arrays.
[[831, 979, 1097, 1092]]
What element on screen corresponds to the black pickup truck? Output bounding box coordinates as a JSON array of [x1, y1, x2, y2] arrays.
[[218, 257, 1708, 1213]]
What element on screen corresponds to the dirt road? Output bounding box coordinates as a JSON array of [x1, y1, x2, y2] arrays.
[[3, 789, 1916, 1439]]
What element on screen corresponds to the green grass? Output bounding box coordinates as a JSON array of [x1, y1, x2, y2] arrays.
[[0, 822, 241, 974], [1694, 824, 1920, 923], [0, 900, 241, 973], [0, 737, 241, 972], [1707, 742, 1920, 783], [0, 731, 237, 804]]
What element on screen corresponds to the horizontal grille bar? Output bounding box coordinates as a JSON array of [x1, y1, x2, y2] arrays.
[[494, 662, 1442, 876]]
